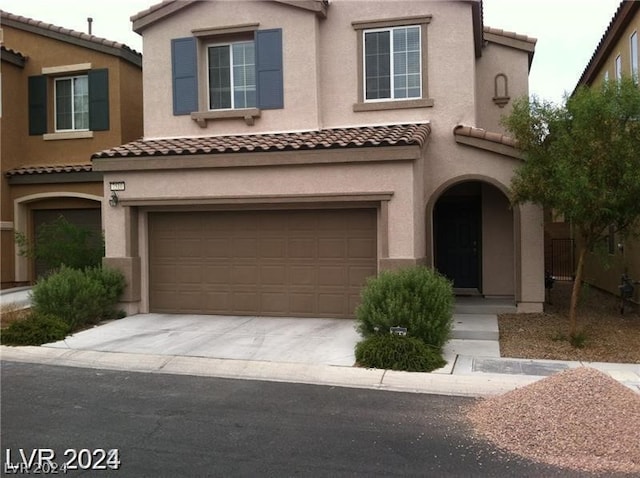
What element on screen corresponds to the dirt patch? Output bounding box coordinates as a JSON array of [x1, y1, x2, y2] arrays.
[[0, 305, 31, 329], [466, 367, 640, 475], [499, 281, 640, 363]]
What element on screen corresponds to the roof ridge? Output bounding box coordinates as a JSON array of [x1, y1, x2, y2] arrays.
[[0, 10, 142, 57]]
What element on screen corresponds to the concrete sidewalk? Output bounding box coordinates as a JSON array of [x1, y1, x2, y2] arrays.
[[1, 287, 637, 397]]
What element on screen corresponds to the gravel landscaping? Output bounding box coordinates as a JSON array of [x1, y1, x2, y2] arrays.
[[499, 281, 640, 363], [466, 367, 640, 475]]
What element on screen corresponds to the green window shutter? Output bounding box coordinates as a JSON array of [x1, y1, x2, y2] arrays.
[[89, 69, 110, 131], [28, 75, 47, 135]]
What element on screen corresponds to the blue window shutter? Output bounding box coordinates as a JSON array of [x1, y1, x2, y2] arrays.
[[171, 37, 198, 115], [89, 69, 110, 131], [255, 29, 283, 110], [28, 75, 47, 135]]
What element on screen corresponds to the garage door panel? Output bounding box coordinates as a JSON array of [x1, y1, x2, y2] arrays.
[[149, 209, 377, 318]]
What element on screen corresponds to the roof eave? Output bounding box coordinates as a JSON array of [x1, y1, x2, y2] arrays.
[[574, 0, 640, 91]]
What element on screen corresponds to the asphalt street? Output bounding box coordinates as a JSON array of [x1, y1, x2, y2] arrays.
[[1, 361, 593, 477]]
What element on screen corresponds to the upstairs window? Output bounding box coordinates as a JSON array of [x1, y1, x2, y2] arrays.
[[364, 26, 421, 101], [208, 41, 256, 110], [615, 54, 622, 81], [352, 16, 432, 112], [55, 75, 89, 131], [631, 32, 638, 79]]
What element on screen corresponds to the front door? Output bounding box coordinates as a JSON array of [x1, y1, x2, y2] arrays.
[[434, 198, 481, 289]]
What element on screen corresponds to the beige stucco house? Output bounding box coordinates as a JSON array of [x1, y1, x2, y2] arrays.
[[93, 0, 544, 318], [573, 0, 640, 304], [1, 11, 143, 287]]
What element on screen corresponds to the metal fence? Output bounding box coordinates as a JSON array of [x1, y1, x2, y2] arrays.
[[550, 238, 575, 280]]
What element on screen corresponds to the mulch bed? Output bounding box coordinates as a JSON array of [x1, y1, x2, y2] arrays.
[[499, 281, 640, 363]]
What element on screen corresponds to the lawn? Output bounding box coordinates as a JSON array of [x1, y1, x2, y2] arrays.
[[499, 281, 640, 363]]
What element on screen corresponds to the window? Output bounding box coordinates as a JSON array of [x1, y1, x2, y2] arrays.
[[171, 29, 283, 124], [615, 54, 622, 81], [208, 41, 256, 110], [631, 32, 638, 79], [28, 69, 109, 136], [604, 70, 609, 82], [54, 75, 89, 131], [352, 16, 432, 112], [364, 26, 421, 101]]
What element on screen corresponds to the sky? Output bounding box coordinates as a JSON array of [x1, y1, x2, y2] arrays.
[[1, 0, 622, 105]]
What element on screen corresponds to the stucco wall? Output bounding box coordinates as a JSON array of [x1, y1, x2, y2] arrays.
[[475, 41, 531, 134]]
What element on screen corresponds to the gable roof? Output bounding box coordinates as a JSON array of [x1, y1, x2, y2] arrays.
[[575, 0, 640, 89], [131, 0, 328, 33], [0, 10, 142, 67], [92, 123, 430, 159], [483, 26, 536, 69]]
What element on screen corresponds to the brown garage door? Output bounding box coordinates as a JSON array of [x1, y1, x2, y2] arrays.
[[148, 209, 377, 318]]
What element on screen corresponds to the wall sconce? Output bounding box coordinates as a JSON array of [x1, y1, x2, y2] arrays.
[[109, 181, 125, 207]]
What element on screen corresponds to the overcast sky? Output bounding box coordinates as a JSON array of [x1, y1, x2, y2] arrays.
[[1, 0, 622, 104]]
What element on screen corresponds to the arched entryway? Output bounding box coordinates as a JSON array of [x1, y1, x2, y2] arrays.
[[431, 180, 515, 297]]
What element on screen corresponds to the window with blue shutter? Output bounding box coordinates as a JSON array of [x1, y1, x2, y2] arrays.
[[255, 29, 283, 110], [28, 75, 48, 135], [172, 37, 198, 115]]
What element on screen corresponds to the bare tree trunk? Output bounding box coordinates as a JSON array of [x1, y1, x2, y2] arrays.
[[569, 246, 587, 337]]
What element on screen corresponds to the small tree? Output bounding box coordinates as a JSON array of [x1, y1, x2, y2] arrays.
[[16, 215, 104, 273], [503, 77, 640, 337]]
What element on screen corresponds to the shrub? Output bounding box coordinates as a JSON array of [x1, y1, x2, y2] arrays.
[[355, 334, 446, 372], [356, 266, 454, 350], [0, 312, 71, 346], [31, 266, 126, 329], [15, 215, 104, 273]]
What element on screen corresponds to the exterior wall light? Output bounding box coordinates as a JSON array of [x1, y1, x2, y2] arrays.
[[109, 191, 119, 207]]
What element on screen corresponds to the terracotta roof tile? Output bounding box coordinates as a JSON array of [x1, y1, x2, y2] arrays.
[[92, 124, 431, 159], [0, 45, 26, 58], [483, 26, 537, 45], [5, 164, 93, 177], [453, 125, 517, 148], [1, 11, 142, 58]]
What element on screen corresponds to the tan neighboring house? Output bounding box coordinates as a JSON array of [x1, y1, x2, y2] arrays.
[[573, 0, 640, 304], [0, 11, 143, 287], [93, 0, 544, 318]]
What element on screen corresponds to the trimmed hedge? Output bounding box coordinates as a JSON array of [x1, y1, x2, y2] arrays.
[[356, 266, 454, 350], [355, 334, 446, 372], [31, 266, 126, 330], [0, 312, 71, 346]]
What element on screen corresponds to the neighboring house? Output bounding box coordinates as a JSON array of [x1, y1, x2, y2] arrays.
[[0, 11, 143, 287], [93, 0, 544, 318], [573, 0, 640, 304]]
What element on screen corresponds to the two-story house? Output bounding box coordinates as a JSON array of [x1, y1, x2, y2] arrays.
[[574, 0, 640, 304], [0, 11, 143, 287], [93, 0, 544, 318]]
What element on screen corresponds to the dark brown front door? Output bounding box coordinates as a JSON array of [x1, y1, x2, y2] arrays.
[[434, 198, 481, 289]]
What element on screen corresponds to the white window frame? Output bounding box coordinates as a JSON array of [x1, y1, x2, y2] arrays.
[[362, 25, 422, 103], [54, 75, 89, 132], [615, 54, 622, 81], [206, 40, 255, 111], [631, 31, 638, 79]]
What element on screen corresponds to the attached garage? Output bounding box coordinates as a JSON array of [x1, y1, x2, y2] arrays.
[[148, 208, 377, 318]]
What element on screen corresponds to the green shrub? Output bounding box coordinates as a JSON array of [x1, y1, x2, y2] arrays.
[[0, 312, 71, 346], [31, 266, 126, 329], [15, 215, 104, 272], [355, 334, 446, 372], [356, 266, 454, 350]]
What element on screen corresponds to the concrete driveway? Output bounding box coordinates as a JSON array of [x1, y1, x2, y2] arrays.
[[45, 314, 361, 366]]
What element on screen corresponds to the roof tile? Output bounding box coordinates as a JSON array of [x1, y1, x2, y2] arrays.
[[453, 125, 517, 148], [5, 164, 93, 177], [92, 124, 431, 159]]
